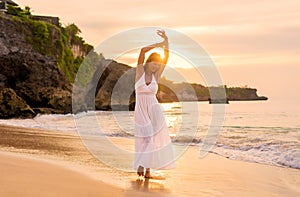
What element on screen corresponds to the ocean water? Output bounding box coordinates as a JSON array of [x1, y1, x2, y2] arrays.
[[0, 100, 299, 170]]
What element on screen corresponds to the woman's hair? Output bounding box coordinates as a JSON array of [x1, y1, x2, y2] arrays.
[[146, 52, 162, 63]]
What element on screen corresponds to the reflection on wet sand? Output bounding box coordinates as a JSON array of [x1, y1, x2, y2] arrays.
[[130, 178, 172, 194]]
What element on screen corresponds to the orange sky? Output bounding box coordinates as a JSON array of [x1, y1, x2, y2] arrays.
[[16, 0, 300, 101]]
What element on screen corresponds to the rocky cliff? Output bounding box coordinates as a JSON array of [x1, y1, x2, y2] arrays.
[[0, 50, 72, 114], [0, 10, 91, 118]]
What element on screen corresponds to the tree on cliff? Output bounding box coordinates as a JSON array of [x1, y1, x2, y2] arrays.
[[65, 23, 82, 45], [6, 4, 31, 17]]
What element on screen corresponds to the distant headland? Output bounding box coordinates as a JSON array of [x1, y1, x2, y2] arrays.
[[0, 4, 267, 118]]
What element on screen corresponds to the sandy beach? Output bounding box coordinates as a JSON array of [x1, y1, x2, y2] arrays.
[[0, 151, 123, 197], [0, 124, 299, 197]]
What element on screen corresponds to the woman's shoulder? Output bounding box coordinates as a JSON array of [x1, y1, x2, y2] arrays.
[[135, 70, 144, 83]]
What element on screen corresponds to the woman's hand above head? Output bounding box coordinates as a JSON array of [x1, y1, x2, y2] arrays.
[[156, 30, 168, 49], [157, 30, 168, 41]]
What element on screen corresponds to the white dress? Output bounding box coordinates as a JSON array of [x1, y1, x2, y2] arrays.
[[134, 73, 175, 170]]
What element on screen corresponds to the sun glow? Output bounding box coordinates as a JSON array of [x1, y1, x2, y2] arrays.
[[114, 49, 206, 84], [149, 48, 165, 60], [115, 49, 197, 68]]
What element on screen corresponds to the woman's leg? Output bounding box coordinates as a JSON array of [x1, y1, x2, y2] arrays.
[[145, 168, 152, 178], [137, 166, 144, 176]]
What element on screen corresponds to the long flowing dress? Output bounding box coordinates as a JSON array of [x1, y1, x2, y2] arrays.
[[134, 72, 175, 170]]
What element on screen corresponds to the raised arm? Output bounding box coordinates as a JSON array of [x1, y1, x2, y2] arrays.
[[155, 30, 169, 79], [136, 42, 163, 82], [136, 30, 169, 82]]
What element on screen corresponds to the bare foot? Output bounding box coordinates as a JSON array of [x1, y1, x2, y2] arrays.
[[137, 166, 144, 176], [144, 169, 153, 179]]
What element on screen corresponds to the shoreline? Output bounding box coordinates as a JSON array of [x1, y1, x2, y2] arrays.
[[0, 124, 299, 196]]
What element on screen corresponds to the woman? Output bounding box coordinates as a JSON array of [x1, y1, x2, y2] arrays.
[[134, 30, 175, 179]]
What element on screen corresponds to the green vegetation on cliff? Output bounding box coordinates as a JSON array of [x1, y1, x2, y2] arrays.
[[6, 5, 94, 82]]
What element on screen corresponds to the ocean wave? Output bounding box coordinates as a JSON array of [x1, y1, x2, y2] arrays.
[[170, 134, 300, 170], [172, 135, 202, 144], [223, 125, 300, 132], [212, 143, 300, 170]]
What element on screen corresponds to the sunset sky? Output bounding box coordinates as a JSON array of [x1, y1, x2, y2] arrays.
[[16, 0, 300, 103]]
